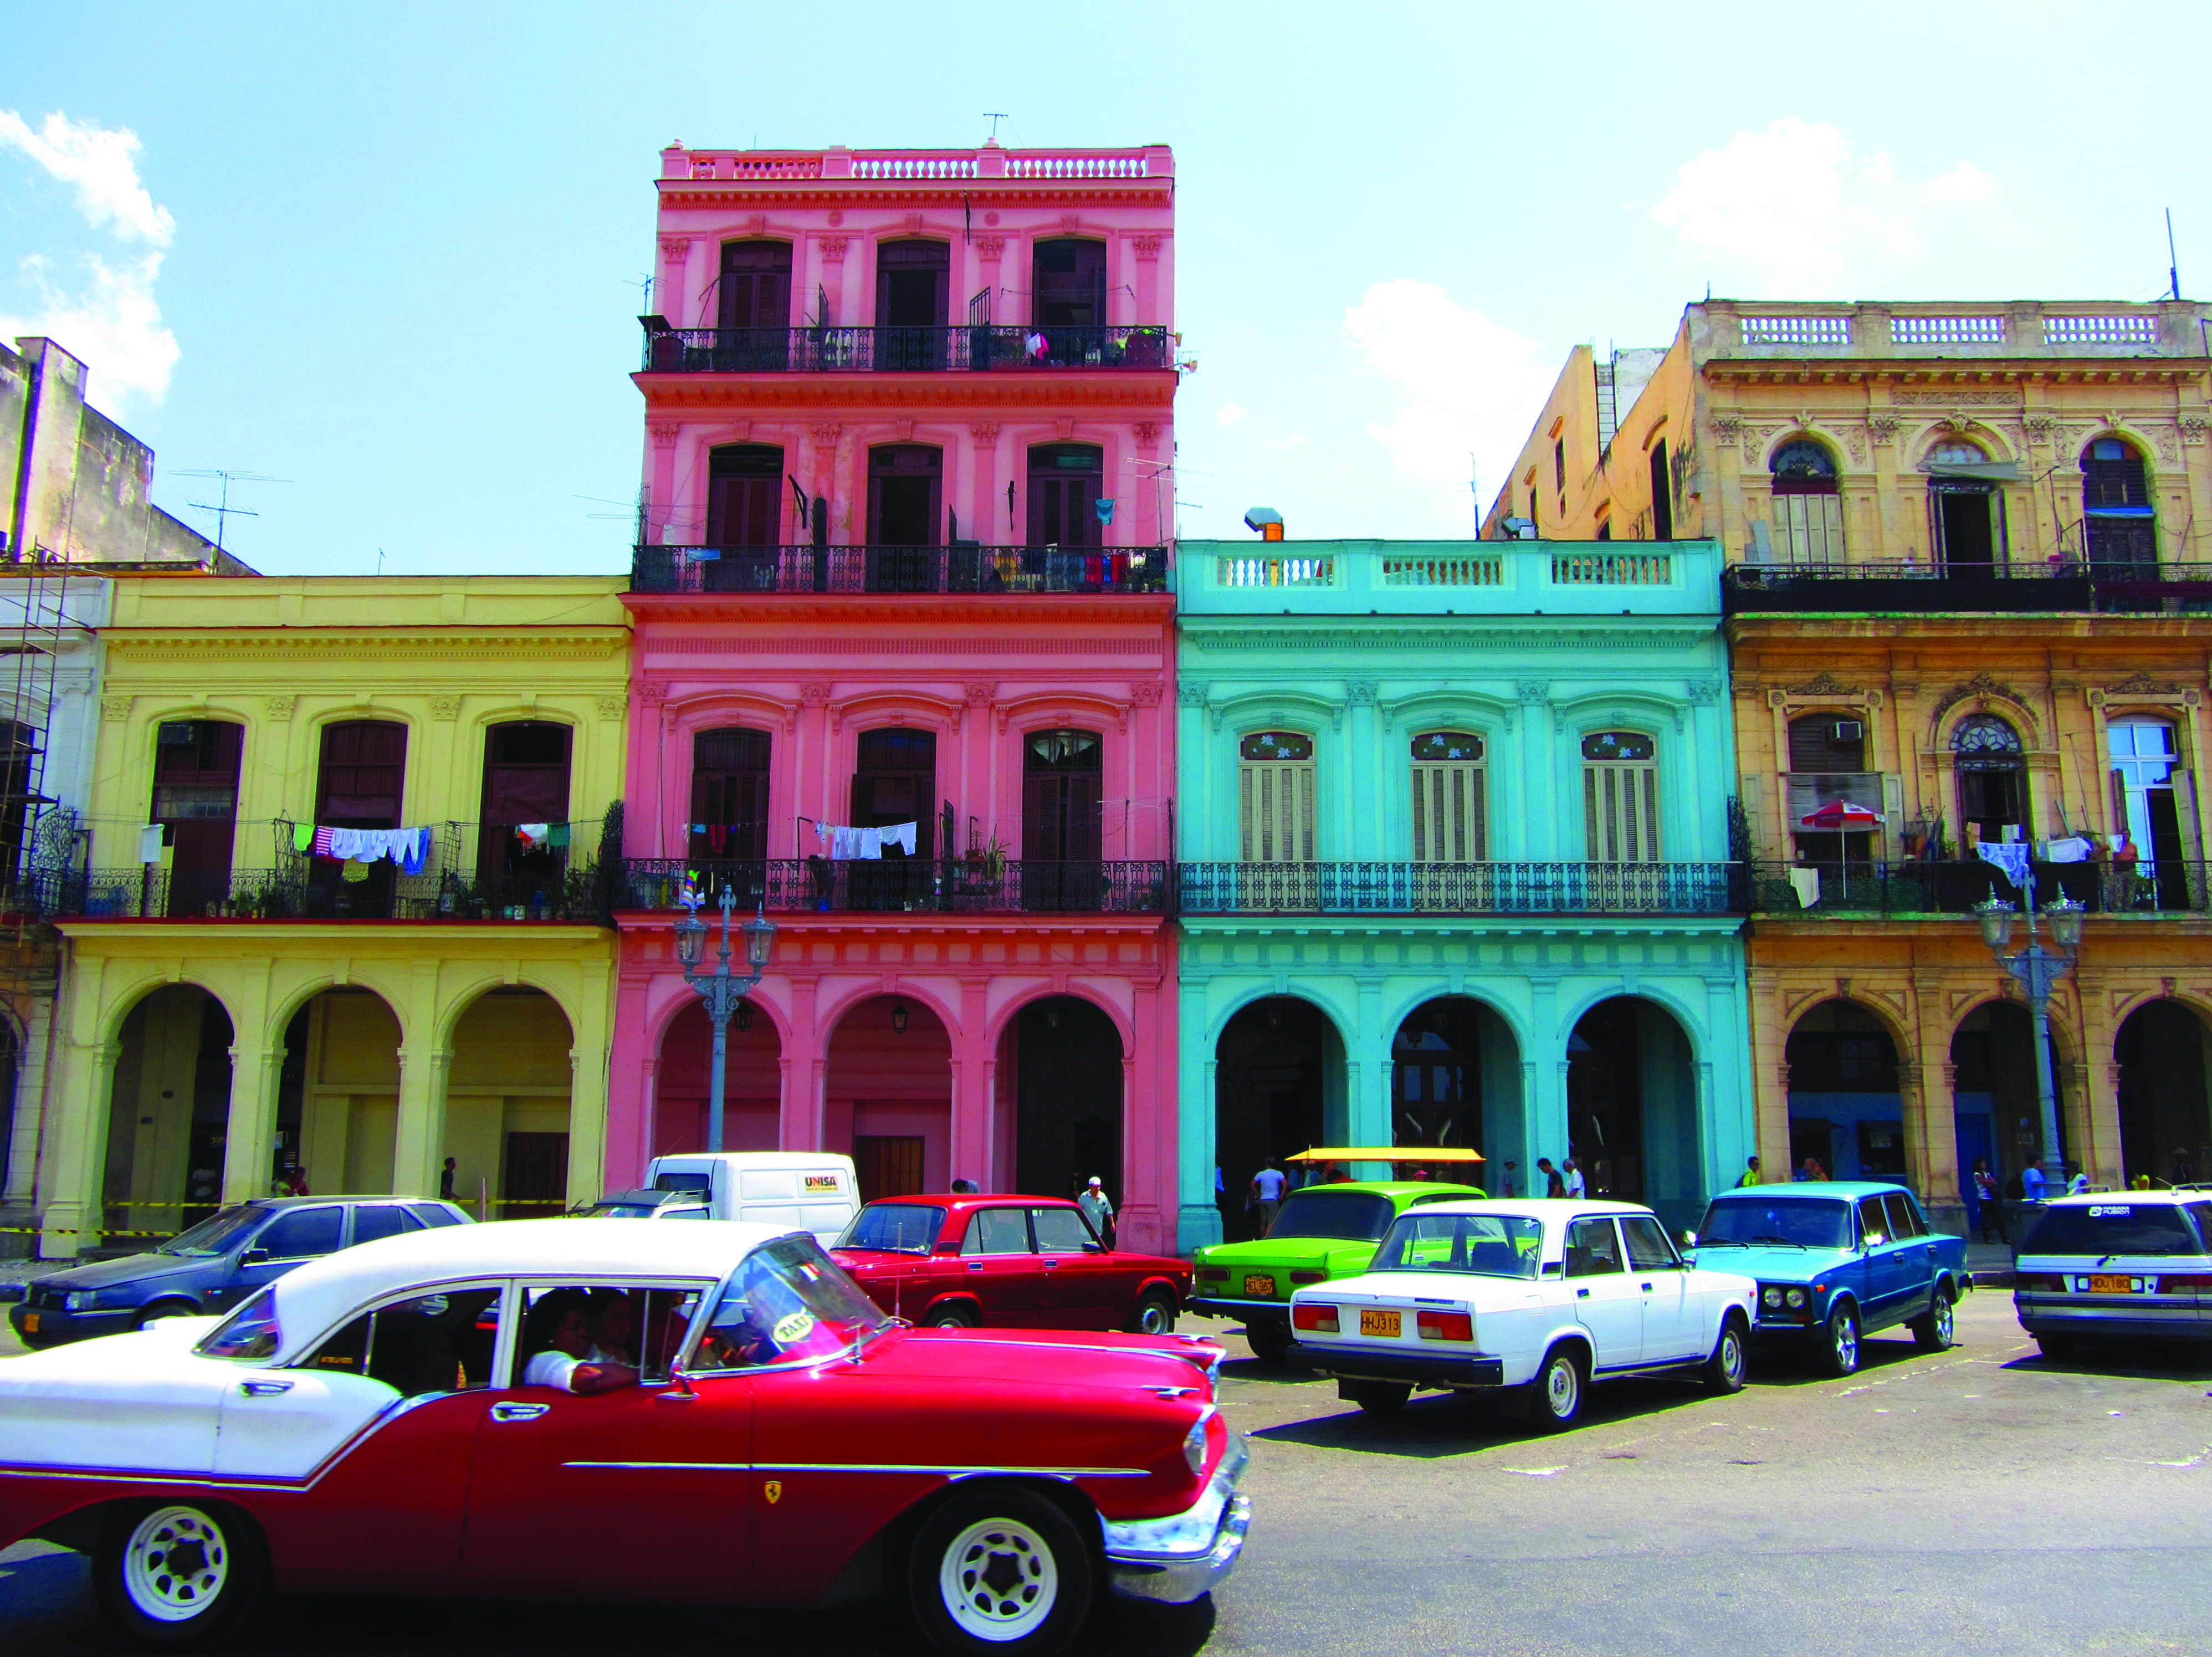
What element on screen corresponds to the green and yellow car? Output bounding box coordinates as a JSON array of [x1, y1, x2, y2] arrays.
[[1190, 1180, 1484, 1364]]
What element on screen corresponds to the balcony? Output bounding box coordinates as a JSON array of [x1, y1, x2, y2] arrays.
[[1744, 858, 2211, 917], [50, 820, 611, 923], [638, 321, 1174, 375], [618, 858, 1170, 917], [1701, 300, 2204, 360], [1176, 861, 1738, 917], [1178, 537, 1723, 619], [631, 544, 1170, 597], [1723, 561, 2212, 616]]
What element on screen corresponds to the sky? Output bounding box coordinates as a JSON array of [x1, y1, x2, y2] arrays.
[[3, 1, 2206, 574]]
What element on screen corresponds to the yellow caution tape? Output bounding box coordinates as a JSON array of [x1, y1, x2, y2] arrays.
[[0, 1225, 177, 1237]]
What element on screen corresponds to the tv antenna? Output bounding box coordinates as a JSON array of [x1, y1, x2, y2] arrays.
[[176, 469, 288, 552], [2167, 208, 2181, 300], [625, 271, 655, 311], [984, 112, 1010, 140]]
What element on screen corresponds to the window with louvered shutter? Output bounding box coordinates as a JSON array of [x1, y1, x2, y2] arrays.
[[1580, 731, 1660, 861], [1410, 732, 1486, 861], [1238, 732, 1315, 862]]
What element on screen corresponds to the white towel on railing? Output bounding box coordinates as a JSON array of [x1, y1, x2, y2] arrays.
[[1788, 867, 1821, 908], [878, 821, 916, 856], [137, 824, 165, 863], [2044, 836, 2092, 864]]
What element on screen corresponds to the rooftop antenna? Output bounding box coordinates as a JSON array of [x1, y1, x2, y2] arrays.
[[2167, 208, 2181, 300], [376, 548, 386, 576], [625, 271, 654, 311], [984, 113, 1010, 140], [1469, 453, 1480, 532], [176, 469, 288, 553]]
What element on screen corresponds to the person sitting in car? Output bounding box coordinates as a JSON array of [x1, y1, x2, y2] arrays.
[[520, 1288, 639, 1394]]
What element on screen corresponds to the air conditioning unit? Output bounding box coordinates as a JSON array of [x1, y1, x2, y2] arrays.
[[1835, 720, 1864, 743]]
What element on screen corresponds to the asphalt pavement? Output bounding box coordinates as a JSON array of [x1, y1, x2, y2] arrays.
[[3, 1290, 2208, 1655]]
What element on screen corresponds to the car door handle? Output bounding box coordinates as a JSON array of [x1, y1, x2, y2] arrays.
[[490, 1401, 550, 1423], [1042, 1259, 1058, 1272], [1576, 1288, 1591, 1299], [239, 1379, 293, 1397], [966, 1261, 984, 1272], [1640, 1282, 1655, 1292]]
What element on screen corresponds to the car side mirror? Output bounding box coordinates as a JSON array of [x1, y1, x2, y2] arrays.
[[239, 1247, 270, 1266], [1083, 1241, 1105, 1254], [1681, 1230, 1697, 1248]]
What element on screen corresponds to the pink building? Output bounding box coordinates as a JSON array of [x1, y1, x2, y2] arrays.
[[606, 141, 1181, 1252]]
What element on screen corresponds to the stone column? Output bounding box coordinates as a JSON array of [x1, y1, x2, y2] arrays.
[[38, 1036, 116, 1259], [218, 960, 276, 1205], [1745, 969, 1790, 1173], [564, 958, 613, 1210], [3, 996, 54, 1211], [948, 979, 993, 1187], [2071, 974, 2123, 1185], [391, 960, 450, 1201]]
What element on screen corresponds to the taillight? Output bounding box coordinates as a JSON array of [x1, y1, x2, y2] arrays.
[[1196, 1269, 1226, 1282], [1289, 1270, 1325, 1285], [2159, 1275, 2212, 1292], [2014, 1273, 2063, 1292], [1417, 1310, 1473, 1342], [1292, 1302, 1339, 1333]]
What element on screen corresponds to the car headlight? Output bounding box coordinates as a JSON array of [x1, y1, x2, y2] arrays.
[[1183, 1408, 1216, 1477], [1785, 1288, 1807, 1310], [1762, 1286, 1783, 1309], [64, 1291, 95, 1313]]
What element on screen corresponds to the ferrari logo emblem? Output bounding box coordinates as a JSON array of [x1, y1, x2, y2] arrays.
[[764, 1480, 782, 1505]]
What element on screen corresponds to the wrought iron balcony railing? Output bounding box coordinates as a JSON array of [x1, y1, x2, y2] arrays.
[[1176, 861, 1739, 916], [617, 858, 1170, 916], [1744, 858, 2211, 916], [1724, 560, 2212, 616], [632, 544, 1169, 596], [639, 321, 1174, 374]]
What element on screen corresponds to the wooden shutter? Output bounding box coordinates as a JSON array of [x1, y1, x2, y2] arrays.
[[1412, 761, 1486, 861], [1776, 493, 1844, 562], [1239, 758, 1315, 862], [1584, 761, 1660, 861]]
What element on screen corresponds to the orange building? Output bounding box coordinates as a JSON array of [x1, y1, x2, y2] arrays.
[[1492, 299, 2212, 1225]]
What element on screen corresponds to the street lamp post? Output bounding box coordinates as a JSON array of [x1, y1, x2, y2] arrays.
[[674, 883, 777, 1153], [1974, 879, 2086, 1193]]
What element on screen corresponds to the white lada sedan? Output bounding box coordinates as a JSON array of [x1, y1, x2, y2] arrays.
[[1285, 1199, 1757, 1428]]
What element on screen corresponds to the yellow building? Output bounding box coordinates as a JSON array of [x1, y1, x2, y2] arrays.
[[33, 576, 630, 1256], [1492, 299, 2212, 1220]]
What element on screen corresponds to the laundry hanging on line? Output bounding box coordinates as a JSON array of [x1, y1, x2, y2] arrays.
[[2043, 835, 2093, 865], [308, 825, 433, 876], [1787, 867, 1821, 909], [1976, 841, 2032, 888], [137, 824, 167, 864], [812, 821, 918, 861]]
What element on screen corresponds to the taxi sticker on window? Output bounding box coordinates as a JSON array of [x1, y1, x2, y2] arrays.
[[773, 1310, 816, 1345], [2088, 1205, 2130, 1216]]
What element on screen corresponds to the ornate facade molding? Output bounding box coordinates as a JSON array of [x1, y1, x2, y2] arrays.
[[263, 695, 296, 723], [1931, 671, 2026, 724], [1176, 680, 1209, 709], [974, 235, 1005, 260], [1130, 234, 1163, 260], [818, 236, 848, 262]]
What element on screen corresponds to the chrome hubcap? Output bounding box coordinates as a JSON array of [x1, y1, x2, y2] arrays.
[[1835, 1317, 1858, 1368], [123, 1506, 228, 1622], [940, 1517, 1057, 1641], [1141, 1304, 1169, 1334], [1722, 1329, 1744, 1382], [1935, 1298, 1953, 1341], [1545, 1357, 1578, 1417]]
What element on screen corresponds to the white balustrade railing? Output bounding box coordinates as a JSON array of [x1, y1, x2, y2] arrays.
[[2044, 314, 2160, 346], [1381, 554, 1503, 587], [1890, 315, 2005, 345], [1550, 551, 1673, 586], [1216, 555, 1335, 589], [1004, 153, 1154, 178], [1742, 315, 1852, 346], [849, 153, 980, 180]]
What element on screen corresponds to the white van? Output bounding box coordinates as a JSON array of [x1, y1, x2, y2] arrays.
[[632, 1152, 861, 1246]]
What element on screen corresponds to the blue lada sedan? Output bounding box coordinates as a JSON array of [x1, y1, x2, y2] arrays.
[[1688, 1182, 1969, 1375]]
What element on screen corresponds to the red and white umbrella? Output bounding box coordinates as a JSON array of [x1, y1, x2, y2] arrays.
[[1799, 800, 1882, 830]]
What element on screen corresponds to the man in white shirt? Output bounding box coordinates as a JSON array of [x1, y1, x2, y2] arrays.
[[1563, 1158, 1587, 1200], [1078, 1177, 1116, 1247], [520, 1289, 638, 1394], [1250, 1163, 1287, 1238]]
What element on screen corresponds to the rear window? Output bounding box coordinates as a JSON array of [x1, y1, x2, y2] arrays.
[[655, 1172, 712, 1194], [351, 1205, 422, 1245], [2022, 1204, 2207, 1257], [1268, 1191, 1394, 1242], [409, 1203, 466, 1229]]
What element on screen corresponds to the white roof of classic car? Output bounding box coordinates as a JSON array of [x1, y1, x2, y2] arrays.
[[263, 1217, 784, 1361], [1385, 1199, 1660, 1224]]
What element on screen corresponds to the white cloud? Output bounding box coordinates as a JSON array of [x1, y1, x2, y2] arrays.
[[1650, 118, 2004, 296], [1216, 402, 1248, 426], [1344, 279, 1559, 499], [0, 110, 179, 406]]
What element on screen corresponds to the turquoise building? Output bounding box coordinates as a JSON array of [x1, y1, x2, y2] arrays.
[[1173, 538, 1749, 1247]]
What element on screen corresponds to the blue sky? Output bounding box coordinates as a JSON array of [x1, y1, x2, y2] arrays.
[[4, 1, 2205, 573]]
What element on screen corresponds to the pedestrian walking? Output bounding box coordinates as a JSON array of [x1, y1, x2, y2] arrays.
[[1250, 1162, 1287, 1237], [439, 1157, 458, 1200], [2065, 1162, 2091, 1196], [1736, 1156, 1762, 1188], [1563, 1158, 1587, 1199], [2020, 1163, 2047, 1203], [1971, 1159, 2007, 1244], [1078, 1176, 1116, 1247], [1537, 1158, 1566, 1199]]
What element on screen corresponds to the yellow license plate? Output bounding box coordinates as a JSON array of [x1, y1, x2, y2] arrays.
[[19, 1313, 36, 1334], [2088, 1275, 2137, 1294], [1359, 1308, 1401, 1338], [1243, 1274, 1274, 1297]]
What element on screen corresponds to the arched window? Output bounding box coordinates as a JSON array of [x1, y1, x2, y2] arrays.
[[2082, 436, 2157, 574], [1769, 438, 1843, 564], [1927, 434, 2004, 577], [1238, 732, 1315, 863], [1952, 714, 2025, 850], [1581, 732, 1658, 861], [1410, 732, 1485, 861]]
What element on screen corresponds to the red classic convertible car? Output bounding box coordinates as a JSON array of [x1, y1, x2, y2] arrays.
[[0, 1219, 1247, 1654], [832, 1194, 1192, 1334]]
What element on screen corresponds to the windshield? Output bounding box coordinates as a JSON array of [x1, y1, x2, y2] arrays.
[[158, 1205, 267, 1258], [1371, 1212, 1543, 1278], [1266, 1191, 1395, 1242], [837, 1204, 946, 1253], [196, 1287, 281, 1362], [2022, 1203, 2209, 1257], [1696, 1196, 1855, 1250], [690, 1234, 890, 1370]]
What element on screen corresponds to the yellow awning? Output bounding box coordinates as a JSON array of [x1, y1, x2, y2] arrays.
[[1286, 1146, 1485, 1164]]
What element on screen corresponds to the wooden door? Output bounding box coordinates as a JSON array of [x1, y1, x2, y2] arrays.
[[715, 241, 791, 369], [152, 720, 243, 918], [689, 727, 771, 871], [706, 444, 786, 561], [853, 1134, 925, 1204], [500, 1131, 570, 1219], [1026, 444, 1103, 551], [477, 722, 572, 898], [314, 720, 407, 918], [1022, 730, 1102, 909], [1409, 732, 1485, 862]]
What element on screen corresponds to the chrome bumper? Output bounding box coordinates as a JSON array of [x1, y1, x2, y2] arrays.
[[1100, 1434, 1251, 1604]]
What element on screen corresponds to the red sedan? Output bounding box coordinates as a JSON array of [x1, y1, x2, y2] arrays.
[[833, 1194, 1191, 1335]]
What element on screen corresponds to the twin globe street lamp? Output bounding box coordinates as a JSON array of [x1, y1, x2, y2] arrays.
[[674, 883, 777, 1153], [1974, 881, 2086, 1194]]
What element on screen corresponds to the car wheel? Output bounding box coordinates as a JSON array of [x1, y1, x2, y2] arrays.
[[1911, 1290, 1956, 1352], [1528, 1344, 1586, 1432], [1822, 1304, 1861, 1377], [94, 1502, 265, 1649], [2035, 1333, 2077, 1362], [1243, 1320, 1293, 1366], [135, 1300, 199, 1331], [1344, 1380, 1411, 1418], [1703, 1312, 1749, 1394], [1127, 1292, 1177, 1337], [921, 1303, 979, 1330], [909, 1485, 1094, 1657]]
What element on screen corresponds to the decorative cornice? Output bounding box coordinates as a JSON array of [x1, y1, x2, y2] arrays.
[[103, 631, 628, 663], [1931, 670, 2027, 723], [624, 594, 1174, 630], [654, 181, 1172, 213], [1784, 669, 1861, 697]]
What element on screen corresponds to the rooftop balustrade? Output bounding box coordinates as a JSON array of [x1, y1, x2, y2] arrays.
[[1724, 561, 2212, 615], [631, 544, 1170, 597], [1701, 299, 2205, 359], [660, 145, 1172, 183], [1177, 538, 1723, 618]]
